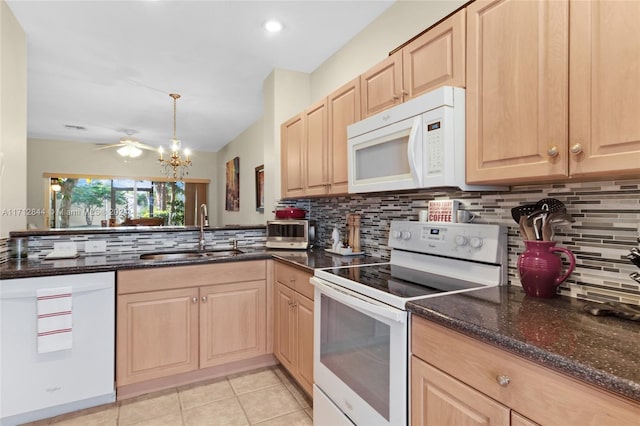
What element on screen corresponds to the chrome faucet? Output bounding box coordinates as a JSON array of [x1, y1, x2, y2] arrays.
[[199, 203, 208, 250]]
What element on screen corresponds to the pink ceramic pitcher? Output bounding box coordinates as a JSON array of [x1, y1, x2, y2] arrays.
[[517, 241, 576, 298]]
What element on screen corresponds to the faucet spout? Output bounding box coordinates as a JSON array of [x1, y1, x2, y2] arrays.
[[199, 203, 208, 250]]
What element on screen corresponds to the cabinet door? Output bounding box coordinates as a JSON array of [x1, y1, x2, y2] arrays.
[[511, 412, 539, 426], [402, 9, 466, 100], [274, 282, 296, 372], [117, 288, 199, 386], [328, 77, 361, 195], [281, 114, 305, 198], [295, 293, 314, 396], [199, 280, 266, 368], [305, 99, 330, 196], [361, 52, 403, 118], [411, 356, 509, 426], [466, 0, 569, 184], [569, 0, 640, 177]]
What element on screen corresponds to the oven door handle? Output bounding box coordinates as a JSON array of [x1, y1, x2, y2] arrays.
[[310, 277, 406, 323]]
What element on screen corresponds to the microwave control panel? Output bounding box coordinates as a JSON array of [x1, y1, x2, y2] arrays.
[[425, 120, 444, 175]]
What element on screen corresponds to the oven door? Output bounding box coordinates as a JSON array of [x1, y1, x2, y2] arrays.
[[310, 277, 407, 426]]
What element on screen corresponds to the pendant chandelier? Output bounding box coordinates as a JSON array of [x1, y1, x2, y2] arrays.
[[158, 93, 192, 180]]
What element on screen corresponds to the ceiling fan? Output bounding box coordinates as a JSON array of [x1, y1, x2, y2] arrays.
[[94, 131, 156, 158]]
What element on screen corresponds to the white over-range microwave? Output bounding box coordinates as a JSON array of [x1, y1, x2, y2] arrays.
[[347, 86, 506, 193]]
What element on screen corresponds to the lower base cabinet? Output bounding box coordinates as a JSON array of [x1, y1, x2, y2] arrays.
[[410, 316, 640, 425], [116, 261, 268, 388], [273, 261, 314, 396]]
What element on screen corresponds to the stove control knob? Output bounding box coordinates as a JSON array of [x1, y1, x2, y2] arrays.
[[470, 237, 483, 249], [455, 235, 468, 246], [401, 231, 412, 240], [392, 230, 402, 239]]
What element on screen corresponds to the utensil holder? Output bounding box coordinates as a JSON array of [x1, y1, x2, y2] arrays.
[[517, 241, 576, 298]]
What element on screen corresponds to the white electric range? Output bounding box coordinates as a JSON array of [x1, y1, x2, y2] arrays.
[[310, 220, 507, 426]]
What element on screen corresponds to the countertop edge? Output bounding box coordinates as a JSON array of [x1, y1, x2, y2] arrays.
[[9, 225, 266, 237], [407, 302, 640, 404]]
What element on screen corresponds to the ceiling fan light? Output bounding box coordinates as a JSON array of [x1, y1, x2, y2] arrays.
[[117, 145, 142, 158]]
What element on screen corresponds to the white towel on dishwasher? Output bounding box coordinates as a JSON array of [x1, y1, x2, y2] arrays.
[[36, 286, 73, 353]]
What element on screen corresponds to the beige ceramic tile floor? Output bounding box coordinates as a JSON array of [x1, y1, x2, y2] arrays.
[[24, 366, 313, 426]]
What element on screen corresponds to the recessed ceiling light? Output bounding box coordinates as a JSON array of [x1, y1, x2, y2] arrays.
[[264, 20, 283, 33]]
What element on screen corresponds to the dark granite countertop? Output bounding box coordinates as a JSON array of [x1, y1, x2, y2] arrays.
[[0, 247, 382, 280], [407, 286, 640, 403]]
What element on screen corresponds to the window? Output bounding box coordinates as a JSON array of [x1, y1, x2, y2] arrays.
[[48, 176, 207, 228]]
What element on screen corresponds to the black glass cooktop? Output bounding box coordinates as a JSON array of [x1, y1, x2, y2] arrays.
[[321, 263, 484, 299]]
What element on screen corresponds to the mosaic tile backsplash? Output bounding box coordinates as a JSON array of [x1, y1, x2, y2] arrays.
[[282, 179, 640, 305]]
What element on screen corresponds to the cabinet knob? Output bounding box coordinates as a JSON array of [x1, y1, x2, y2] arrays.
[[201, 296, 207, 303], [496, 375, 511, 387], [547, 146, 559, 158], [191, 297, 198, 304], [290, 303, 298, 309], [570, 143, 583, 154]]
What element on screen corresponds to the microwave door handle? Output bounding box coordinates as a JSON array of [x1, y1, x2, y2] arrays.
[[407, 116, 422, 186], [310, 277, 406, 323]]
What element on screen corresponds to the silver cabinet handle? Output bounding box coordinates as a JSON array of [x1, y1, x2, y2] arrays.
[[570, 143, 583, 154], [547, 146, 559, 157], [191, 297, 198, 304], [496, 375, 511, 387], [201, 296, 207, 303]]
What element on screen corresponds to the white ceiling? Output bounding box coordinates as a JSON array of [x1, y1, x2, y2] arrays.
[[7, 0, 395, 153]]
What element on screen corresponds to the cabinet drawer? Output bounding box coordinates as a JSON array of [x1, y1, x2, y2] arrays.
[[411, 316, 640, 426], [274, 261, 313, 300], [118, 260, 266, 294]]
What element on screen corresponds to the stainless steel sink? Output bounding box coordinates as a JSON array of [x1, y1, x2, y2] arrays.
[[140, 249, 243, 261]]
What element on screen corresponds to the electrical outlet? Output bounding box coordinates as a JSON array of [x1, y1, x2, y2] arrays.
[[53, 242, 77, 252], [85, 240, 107, 254]]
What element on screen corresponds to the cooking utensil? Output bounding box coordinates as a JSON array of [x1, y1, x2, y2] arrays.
[[545, 211, 575, 241], [526, 210, 547, 241], [519, 216, 536, 241], [535, 198, 567, 214], [273, 207, 307, 219], [511, 204, 537, 224]]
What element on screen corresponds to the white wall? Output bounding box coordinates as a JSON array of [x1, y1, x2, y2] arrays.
[[0, 0, 27, 236], [27, 138, 218, 228], [216, 118, 265, 225]]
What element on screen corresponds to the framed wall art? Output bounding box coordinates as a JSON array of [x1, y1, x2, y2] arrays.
[[255, 164, 264, 213], [225, 157, 240, 211]]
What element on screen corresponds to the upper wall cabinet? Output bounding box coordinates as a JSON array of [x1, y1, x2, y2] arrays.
[[281, 78, 360, 199], [402, 9, 466, 101], [281, 114, 305, 199], [466, 0, 640, 185], [328, 78, 361, 195], [361, 9, 466, 118]]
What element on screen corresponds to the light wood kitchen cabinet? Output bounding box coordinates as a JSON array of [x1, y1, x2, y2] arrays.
[[466, 0, 640, 185], [411, 355, 510, 426], [361, 9, 466, 118], [304, 98, 330, 197], [402, 9, 465, 101], [199, 280, 266, 368], [281, 114, 305, 198], [117, 261, 268, 388], [411, 316, 640, 426], [281, 79, 359, 198], [327, 77, 361, 195], [116, 288, 200, 386], [360, 52, 404, 118], [273, 261, 314, 396]]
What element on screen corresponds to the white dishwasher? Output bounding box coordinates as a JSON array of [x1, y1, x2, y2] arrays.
[[1, 271, 115, 425]]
